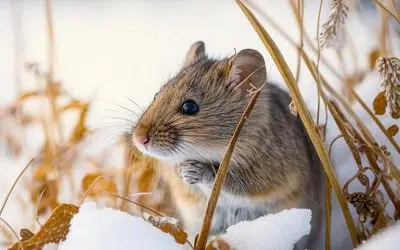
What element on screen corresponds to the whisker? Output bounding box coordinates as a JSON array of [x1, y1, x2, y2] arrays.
[[113, 104, 141, 118], [124, 96, 145, 111]]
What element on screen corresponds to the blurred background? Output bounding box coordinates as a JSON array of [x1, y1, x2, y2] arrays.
[[0, 1, 399, 249]]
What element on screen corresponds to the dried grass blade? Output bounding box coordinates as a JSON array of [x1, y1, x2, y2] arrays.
[[325, 177, 331, 250], [0, 159, 35, 216], [375, 0, 400, 24], [195, 87, 263, 250], [235, 0, 359, 246]]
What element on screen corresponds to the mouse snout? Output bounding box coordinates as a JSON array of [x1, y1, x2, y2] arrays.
[[134, 134, 149, 145], [132, 125, 150, 146]]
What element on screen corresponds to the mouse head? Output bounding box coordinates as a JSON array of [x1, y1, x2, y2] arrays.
[[131, 41, 266, 162]]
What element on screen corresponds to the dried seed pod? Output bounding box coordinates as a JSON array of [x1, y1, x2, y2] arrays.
[[377, 57, 400, 119], [347, 192, 381, 223]]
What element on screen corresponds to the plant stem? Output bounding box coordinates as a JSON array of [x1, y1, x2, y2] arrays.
[[195, 87, 263, 250], [45, 0, 63, 145], [375, 0, 400, 24], [325, 177, 331, 250], [0, 159, 34, 216]]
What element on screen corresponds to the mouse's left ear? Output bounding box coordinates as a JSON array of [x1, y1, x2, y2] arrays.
[[226, 49, 266, 97], [184, 41, 206, 67]]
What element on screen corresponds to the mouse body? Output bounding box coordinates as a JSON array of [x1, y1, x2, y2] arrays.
[[130, 41, 324, 249]]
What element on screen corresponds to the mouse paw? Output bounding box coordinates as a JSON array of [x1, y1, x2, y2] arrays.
[[177, 160, 214, 185]]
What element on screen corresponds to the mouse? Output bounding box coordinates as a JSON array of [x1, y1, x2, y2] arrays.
[[129, 41, 324, 249]]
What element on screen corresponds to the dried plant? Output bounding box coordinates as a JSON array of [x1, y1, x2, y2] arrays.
[[237, 0, 400, 248], [376, 56, 400, 119], [319, 0, 349, 49], [1, 0, 400, 249], [8, 204, 79, 250]]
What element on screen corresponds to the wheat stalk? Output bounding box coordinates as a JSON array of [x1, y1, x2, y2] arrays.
[[319, 0, 349, 49], [377, 57, 400, 119]]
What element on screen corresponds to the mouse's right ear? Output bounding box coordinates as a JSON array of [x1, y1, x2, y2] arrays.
[[226, 49, 266, 97], [184, 41, 205, 67]]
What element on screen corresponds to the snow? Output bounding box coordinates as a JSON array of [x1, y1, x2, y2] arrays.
[[355, 222, 400, 250], [53, 203, 311, 250], [58, 202, 186, 250], [220, 208, 312, 250], [43, 243, 58, 250]]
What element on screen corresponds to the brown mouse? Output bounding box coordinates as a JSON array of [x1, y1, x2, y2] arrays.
[[129, 41, 324, 249]]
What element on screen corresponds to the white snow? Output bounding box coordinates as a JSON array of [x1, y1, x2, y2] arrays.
[[355, 222, 400, 250], [43, 243, 58, 250], [220, 208, 312, 250], [54, 203, 311, 250], [58, 202, 186, 250]]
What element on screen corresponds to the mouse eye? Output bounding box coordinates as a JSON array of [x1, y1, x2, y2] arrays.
[[181, 100, 199, 115]]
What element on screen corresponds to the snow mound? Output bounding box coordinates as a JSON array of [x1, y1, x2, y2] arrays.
[[56, 202, 310, 250], [58, 202, 185, 250], [220, 208, 312, 250], [356, 222, 400, 250]]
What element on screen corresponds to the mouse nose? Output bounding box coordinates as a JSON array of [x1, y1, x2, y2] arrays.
[[133, 125, 150, 146], [133, 134, 150, 145], [136, 134, 149, 145]]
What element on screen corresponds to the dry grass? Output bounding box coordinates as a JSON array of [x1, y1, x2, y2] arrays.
[[0, 0, 399, 249]]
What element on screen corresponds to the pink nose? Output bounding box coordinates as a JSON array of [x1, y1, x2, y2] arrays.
[[134, 134, 149, 145]]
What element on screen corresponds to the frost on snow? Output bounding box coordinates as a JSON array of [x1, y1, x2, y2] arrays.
[[58, 202, 185, 250], [219, 208, 312, 250], [356, 222, 400, 250]]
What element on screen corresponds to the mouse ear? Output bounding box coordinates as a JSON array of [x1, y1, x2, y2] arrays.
[[184, 41, 205, 67], [226, 49, 266, 97]]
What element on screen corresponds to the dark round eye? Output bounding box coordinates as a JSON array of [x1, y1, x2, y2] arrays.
[[181, 100, 199, 115]]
